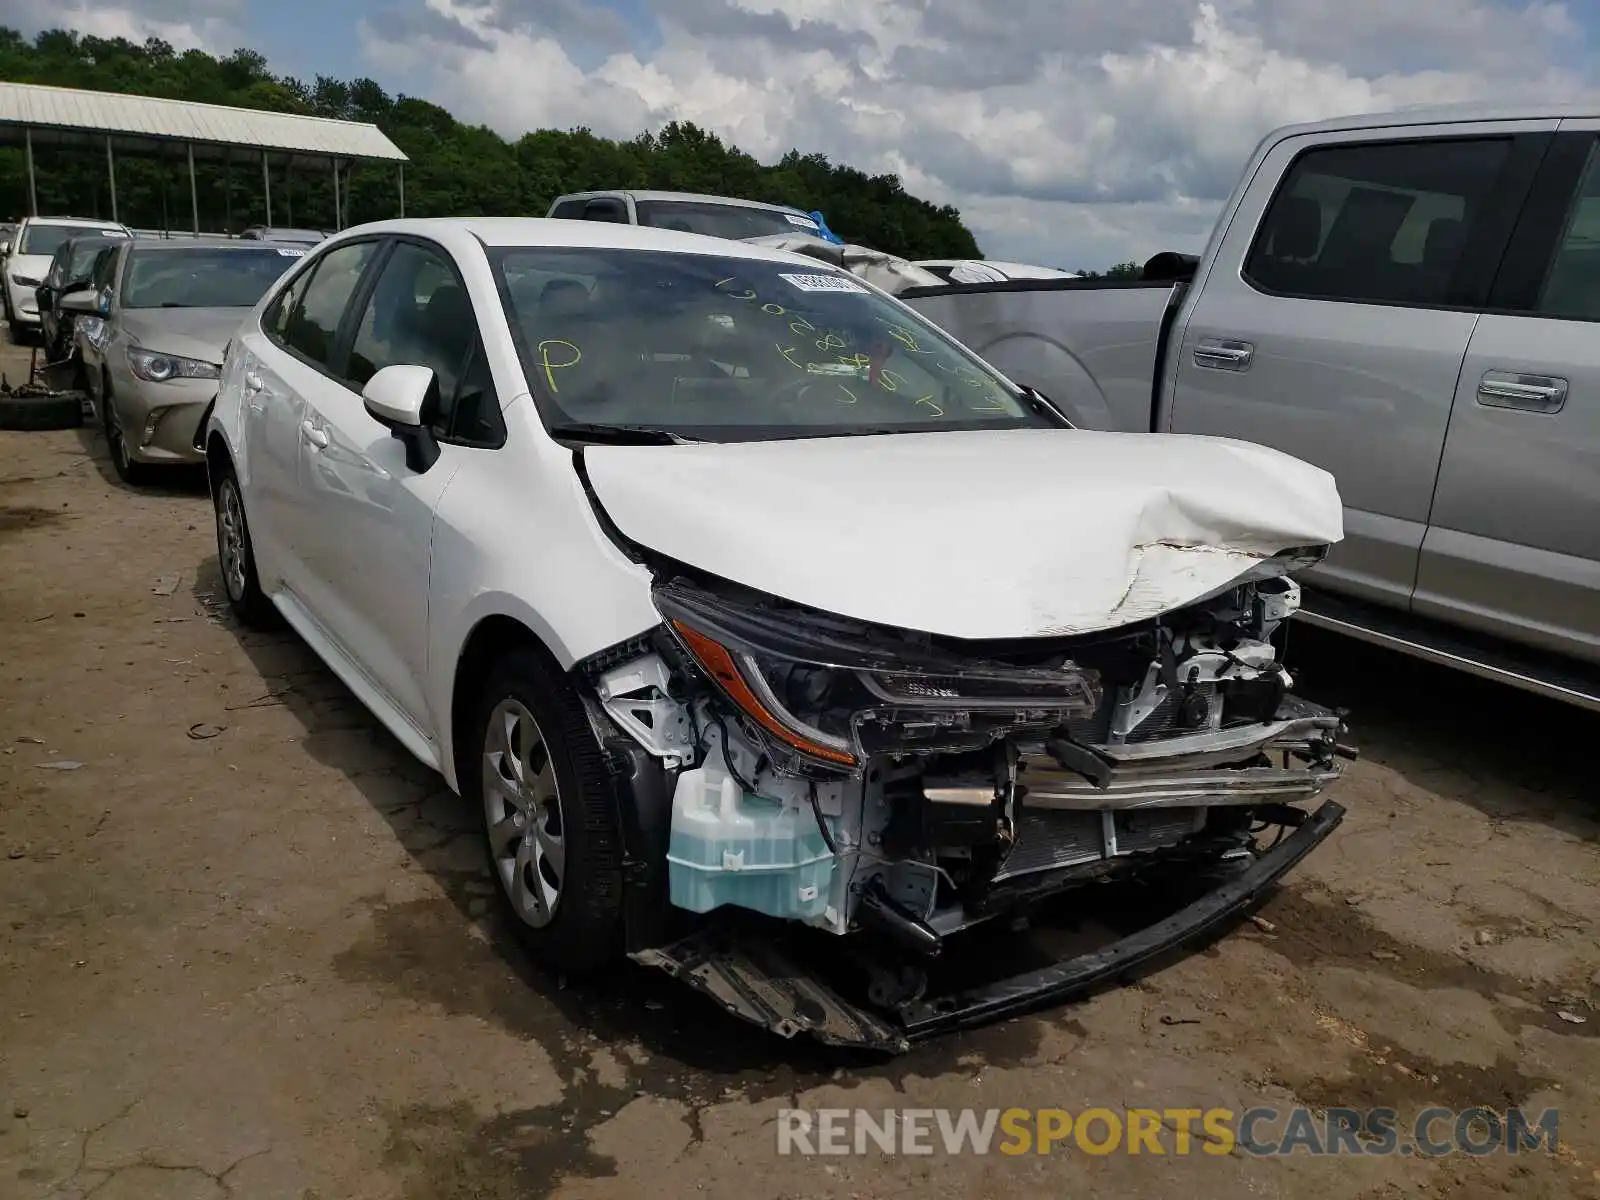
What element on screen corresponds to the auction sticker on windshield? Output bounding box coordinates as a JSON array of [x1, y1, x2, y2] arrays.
[[780, 272, 867, 293], [276, 249, 306, 257]]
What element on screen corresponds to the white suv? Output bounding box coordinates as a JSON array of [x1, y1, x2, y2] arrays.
[[198, 217, 1350, 1049], [2, 215, 131, 339]]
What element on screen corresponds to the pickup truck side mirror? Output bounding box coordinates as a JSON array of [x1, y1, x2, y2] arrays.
[[1141, 251, 1199, 283], [363, 364, 442, 473], [0, 239, 11, 256]]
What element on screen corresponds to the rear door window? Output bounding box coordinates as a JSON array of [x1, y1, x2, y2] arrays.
[[1244, 138, 1513, 306]]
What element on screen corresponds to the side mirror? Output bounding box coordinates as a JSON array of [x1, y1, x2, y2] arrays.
[[60, 286, 102, 316], [0, 240, 11, 256], [362, 364, 441, 472]]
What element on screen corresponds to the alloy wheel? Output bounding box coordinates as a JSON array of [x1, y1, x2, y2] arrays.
[[482, 698, 566, 928], [216, 478, 248, 603]]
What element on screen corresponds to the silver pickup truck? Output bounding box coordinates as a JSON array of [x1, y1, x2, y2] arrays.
[[905, 103, 1600, 712]]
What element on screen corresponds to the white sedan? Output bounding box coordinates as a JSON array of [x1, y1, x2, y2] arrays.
[[199, 218, 1349, 1049]]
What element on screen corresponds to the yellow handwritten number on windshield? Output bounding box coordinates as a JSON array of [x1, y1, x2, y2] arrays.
[[536, 339, 581, 394]]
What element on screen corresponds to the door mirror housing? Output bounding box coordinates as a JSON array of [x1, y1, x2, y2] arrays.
[[59, 286, 102, 315], [362, 364, 441, 473], [0, 239, 11, 256]]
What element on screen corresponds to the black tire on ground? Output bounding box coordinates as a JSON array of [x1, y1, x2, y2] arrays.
[[465, 644, 625, 975], [210, 461, 278, 629], [0, 391, 83, 431], [8, 319, 29, 344]]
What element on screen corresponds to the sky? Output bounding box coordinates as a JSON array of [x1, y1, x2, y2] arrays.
[[2, 0, 1598, 269]]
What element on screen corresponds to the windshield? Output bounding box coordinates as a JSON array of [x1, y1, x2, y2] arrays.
[[20, 223, 125, 256], [492, 247, 1048, 441], [67, 239, 107, 282], [633, 200, 819, 241], [123, 248, 299, 309]]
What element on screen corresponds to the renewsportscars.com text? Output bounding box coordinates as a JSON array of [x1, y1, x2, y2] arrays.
[[776, 1106, 1559, 1158]]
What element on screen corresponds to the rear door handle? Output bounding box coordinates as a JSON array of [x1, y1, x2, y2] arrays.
[[1476, 371, 1567, 413], [1193, 338, 1255, 371], [300, 420, 329, 449]]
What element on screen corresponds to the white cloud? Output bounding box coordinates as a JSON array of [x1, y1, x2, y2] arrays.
[[0, 0, 241, 52], [358, 0, 1599, 266]]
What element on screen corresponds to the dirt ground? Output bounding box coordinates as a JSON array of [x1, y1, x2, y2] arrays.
[[2, 335, 1599, 1200]]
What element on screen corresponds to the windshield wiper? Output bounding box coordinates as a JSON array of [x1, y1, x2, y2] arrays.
[[545, 421, 694, 446]]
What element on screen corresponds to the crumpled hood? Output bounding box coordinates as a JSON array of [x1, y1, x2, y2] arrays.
[[582, 427, 1344, 640], [121, 307, 250, 364]]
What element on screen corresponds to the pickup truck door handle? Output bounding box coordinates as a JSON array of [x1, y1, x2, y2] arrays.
[[1476, 371, 1568, 414], [300, 420, 329, 449], [1193, 338, 1255, 371]]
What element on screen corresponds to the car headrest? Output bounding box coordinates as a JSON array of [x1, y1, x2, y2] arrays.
[[538, 277, 593, 319]]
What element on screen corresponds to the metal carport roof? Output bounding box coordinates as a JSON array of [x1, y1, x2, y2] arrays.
[[0, 82, 408, 230], [0, 81, 407, 166]]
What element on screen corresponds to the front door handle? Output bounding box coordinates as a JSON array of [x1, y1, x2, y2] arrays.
[[1193, 338, 1255, 371], [300, 420, 329, 449], [1476, 371, 1567, 414]]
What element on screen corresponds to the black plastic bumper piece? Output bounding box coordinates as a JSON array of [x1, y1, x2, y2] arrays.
[[895, 798, 1345, 1039], [632, 799, 1344, 1051]]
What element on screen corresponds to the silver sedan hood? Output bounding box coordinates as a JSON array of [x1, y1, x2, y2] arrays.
[[120, 307, 251, 364]]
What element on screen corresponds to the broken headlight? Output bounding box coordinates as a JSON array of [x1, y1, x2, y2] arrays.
[[655, 580, 1102, 773]]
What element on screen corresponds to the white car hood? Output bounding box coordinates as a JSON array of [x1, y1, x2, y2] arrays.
[[8, 253, 50, 282], [582, 427, 1344, 640]]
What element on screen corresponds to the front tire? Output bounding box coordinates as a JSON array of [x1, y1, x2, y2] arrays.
[[211, 462, 277, 629], [466, 646, 624, 975], [102, 380, 153, 486]]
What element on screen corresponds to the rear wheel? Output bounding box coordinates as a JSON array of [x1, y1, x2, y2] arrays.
[[466, 645, 624, 975], [211, 461, 277, 628]]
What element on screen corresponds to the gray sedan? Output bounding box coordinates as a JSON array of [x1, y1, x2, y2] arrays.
[[70, 240, 306, 484]]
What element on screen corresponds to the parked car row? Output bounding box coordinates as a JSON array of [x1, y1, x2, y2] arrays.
[[0, 217, 329, 345]]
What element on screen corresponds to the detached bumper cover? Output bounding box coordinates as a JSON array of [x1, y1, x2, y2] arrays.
[[633, 799, 1345, 1050]]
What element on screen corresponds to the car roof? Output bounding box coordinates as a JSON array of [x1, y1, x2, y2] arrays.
[[557, 189, 807, 214], [339, 216, 848, 267], [1268, 102, 1600, 140], [22, 216, 128, 229], [127, 239, 303, 254]]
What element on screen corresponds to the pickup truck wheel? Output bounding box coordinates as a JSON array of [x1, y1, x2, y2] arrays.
[[469, 647, 623, 975], [211, 464, 277, 629]]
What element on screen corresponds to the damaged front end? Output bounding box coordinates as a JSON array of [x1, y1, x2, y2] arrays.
[[577, 553, 1351, 1052]]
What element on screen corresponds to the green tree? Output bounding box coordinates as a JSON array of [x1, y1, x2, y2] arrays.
[[0, 27, 980, 257]]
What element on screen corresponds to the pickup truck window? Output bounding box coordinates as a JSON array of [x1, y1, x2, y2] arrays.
[[1536, 143, 1600, 321], [1244, 138, 1511, 307], [548, 200, 585, 220]]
